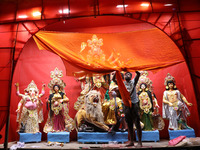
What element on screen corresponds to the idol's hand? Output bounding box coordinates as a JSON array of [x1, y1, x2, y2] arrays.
[[16, 108, 20, 113], [187, 102, 193, 106], [15, 83, 19, 87], [168, 102, 173, 106]]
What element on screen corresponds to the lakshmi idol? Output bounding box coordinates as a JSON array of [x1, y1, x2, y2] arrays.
[[43, 68, 74, 133], [15, 80, 45, 133]]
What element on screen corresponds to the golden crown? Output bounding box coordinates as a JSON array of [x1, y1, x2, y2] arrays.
[[48, 67, 66, 94], [164, 73, 175, 86], [24, 80, 39, 93], [136, 71, 153, 92]]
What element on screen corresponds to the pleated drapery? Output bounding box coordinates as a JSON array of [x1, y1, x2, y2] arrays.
[[33, 28, 184, 107]]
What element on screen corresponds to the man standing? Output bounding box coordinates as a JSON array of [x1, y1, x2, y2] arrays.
[[124, 71, 142, 147]]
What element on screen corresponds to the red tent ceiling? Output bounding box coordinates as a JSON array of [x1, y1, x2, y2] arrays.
[[0, 0, 200, 146]]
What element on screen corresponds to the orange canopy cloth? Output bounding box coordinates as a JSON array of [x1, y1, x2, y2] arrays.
[[33, 28, 185, 107]]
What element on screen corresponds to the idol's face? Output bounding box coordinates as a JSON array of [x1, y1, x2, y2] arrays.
[[29, 88, 36, 97], [141, 84, 146, 90], [111, 90, 117, 97], [168, 83, 174, 89], [54, 86, 59, 92]]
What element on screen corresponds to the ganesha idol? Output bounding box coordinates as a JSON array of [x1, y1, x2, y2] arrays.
[[15, 80, 45, 133]]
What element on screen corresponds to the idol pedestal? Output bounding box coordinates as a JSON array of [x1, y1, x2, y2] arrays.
[[135, 130, 160, 142], [18, 132, 41, 143], [78, 132, 128, 144], [47, 132, 70, 143], [168, 129, 196, 140]]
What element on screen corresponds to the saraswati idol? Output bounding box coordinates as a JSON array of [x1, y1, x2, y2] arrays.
[[162, 73, 193, 130]]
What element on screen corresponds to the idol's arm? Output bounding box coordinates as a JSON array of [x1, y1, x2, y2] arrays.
[[15, 83, 26, 113], [153, 96, 159, 107], [163, 94, 173, 106], [39, 84, 45, 98], [15, 83, 25, 97], [181, 94, 193, 106], [61, 94, 69, 103], [16, 99, 25, 113]]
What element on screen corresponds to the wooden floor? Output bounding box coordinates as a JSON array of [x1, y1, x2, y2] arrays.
[[1, 140, 200, 150]]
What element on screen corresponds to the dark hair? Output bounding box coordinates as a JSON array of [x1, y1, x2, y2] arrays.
[[103, 74, 110, 85], [53, 84, 60, 90], [166, 80, 177, 90], [140, 83, 147, 89], [125, 72, 132, 78]]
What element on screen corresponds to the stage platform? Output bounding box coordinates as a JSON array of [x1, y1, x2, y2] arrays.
[[135, 130, 160, 142], [2, 139, 200, 150], [77, 132, 128, 144]]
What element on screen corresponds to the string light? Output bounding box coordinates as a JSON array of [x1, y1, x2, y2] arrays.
[[116, 5, 128, 8], [18, 15, 28, 19], [32, 11, 41, 17], [141, 3, 149, 7], [164, 4, 173, 6], [59, 9, 70, 14]]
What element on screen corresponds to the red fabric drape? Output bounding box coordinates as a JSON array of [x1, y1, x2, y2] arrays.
[[116, 71, 132, 107]]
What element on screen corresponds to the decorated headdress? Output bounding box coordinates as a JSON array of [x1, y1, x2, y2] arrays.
[[164, 73, 175, 86], [92, 73, 105, 88], [136, 71, 153, 92], [109, 81, 118, 92], [164, 73, 176, 90], [24, 80, 39, 93], [48, 67, 66, 94]]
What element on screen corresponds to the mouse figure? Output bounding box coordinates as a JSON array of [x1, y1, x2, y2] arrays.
[[19, 122, 26, 133]]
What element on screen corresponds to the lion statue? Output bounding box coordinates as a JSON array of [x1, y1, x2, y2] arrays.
[[74, 90, 109, 132]]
